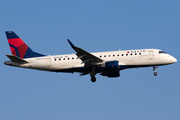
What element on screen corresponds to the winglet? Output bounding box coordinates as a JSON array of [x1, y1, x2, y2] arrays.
[[67, 39, 76, 48]]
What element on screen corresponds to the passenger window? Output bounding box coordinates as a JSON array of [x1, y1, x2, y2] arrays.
[[126, 54, 128, 56], [63, 58, 65, 60], [68, 58, 70, 60], [100, 56, 102, 57], [130, 54, 132, 55], [122, 54, 124, 56], [104, 55, 106, 57], [135, 53, 137, 55], [139, 53, 141, 55], [109, 55, 111, 57], [117, 54, 119, 56], [72, 57, 74, 59], [113, 55, 115, 57], [54, 59, 56, 61], [59, 59, 61, 60]]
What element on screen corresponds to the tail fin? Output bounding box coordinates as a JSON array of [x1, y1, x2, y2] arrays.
[[5, 31, 45, 59]]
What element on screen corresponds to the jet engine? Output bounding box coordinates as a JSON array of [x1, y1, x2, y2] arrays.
[[101, 61, 119, 69]]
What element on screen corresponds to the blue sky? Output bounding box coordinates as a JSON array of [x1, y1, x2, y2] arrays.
[[0, 0, 180, 120]]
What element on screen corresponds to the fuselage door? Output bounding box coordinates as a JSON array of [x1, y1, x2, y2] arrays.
[[148, 50, 154, 60], [46, 58, 51, 67]]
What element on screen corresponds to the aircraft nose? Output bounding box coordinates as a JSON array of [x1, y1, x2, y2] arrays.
[[170, 56, 177, 63]]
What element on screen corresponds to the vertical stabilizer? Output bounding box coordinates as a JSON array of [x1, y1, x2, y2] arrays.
[[5, 31, 45, 59]]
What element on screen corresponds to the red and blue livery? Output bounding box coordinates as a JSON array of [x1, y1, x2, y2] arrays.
[[5, 31, 45, 59]]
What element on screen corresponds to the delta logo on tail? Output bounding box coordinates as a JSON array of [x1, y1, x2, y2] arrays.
[[5, 31, 44, 59]]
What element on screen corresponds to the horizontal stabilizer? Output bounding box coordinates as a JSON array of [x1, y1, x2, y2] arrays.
[[6, 55, 28, 63]]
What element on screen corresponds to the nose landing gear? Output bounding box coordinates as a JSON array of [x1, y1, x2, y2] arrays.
[[153, 66, 158, 76], [154, 72, 157, 76]]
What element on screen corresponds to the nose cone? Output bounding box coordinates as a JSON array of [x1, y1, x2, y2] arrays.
[[170, 56, 177, 63]]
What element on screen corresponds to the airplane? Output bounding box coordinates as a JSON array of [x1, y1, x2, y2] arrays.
[[4, 31, 177, 82]]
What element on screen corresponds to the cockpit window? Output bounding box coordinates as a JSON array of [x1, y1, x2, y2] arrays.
[[159, 51, 166, 54]]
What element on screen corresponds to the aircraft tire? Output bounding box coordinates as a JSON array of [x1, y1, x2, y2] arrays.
[[91, 77, 96, 82], [154, 72, 157, 76]]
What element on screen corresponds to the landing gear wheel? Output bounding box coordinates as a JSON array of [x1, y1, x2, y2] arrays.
[[153, 66, 158, 76], [154, 72, 157, 76], [91, 77, 96, 82]]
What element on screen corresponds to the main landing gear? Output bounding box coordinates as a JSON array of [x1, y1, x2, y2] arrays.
[[90, 67, 96, 82], [153, 66, 158, 76], [90, 71, 96, 82], [91, 76, 96, 82]]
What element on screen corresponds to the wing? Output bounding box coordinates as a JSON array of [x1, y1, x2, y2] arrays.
[[67, 39, 103, 65]]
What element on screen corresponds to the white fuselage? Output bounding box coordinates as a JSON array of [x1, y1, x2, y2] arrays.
[[7, 49, 176, 73], [4, 31, 177, 82]]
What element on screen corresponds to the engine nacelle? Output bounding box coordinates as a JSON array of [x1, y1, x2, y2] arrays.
[[101, 61, 119, 69]]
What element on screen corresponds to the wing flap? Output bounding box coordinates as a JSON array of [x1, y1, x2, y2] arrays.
[[100, 71, 120, 77], [80, 71, 91, 76]]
